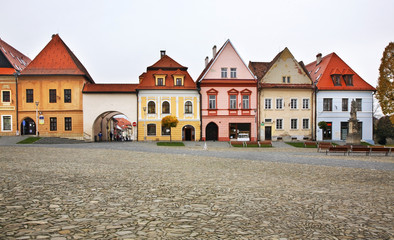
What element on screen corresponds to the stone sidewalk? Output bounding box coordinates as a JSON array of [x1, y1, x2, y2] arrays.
[[0, 146, 393, 239]]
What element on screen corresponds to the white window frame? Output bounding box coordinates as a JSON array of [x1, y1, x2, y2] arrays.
[[229, 95, 237, 109], [265, 98, 272, 109], [221, 68, 227, 78], [290, 98, 298, 109], [302, 118, 309, 129], [276, 119, 283, 130], [209, 95, 216, 109], [302, 98, 309, 109], [230, 68, 237, 78], [185, 100, 193, 114], [276, 98, 283, 109], [291, 118, 298, 130], [242, 95, 250, 109], [147, 101, 156, 114], [161, 101, 170, 114], [1, 115, 12, 131]]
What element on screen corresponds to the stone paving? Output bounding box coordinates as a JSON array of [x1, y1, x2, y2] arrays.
[[0, 145, 393, 239]]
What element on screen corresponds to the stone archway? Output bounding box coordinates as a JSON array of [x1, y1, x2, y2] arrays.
[[20, 117, 36, 135], [92, 111, 135, 142]]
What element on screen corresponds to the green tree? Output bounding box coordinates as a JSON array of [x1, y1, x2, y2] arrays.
[[318, 121, 327, 131], [375, 116, 394, 145], [376, 42, 394, 123], [161, 115, 179, 142]]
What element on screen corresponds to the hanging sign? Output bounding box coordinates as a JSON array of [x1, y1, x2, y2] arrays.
[[39, 115, 44, 125]]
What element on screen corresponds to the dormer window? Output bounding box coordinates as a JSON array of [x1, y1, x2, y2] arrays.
[[172, 74, 184, 86], [157, 78, 164, 86], [343, 75, 353, 86], [331, 74, 342, 86], [154, 74, 167, 86]]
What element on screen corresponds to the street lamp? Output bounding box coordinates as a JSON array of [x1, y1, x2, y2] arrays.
[[35, 101, 39, 136], [143, 106, 146, 141]]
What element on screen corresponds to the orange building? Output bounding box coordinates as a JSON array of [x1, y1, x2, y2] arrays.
[[0, 37, 31, 135], [18, 34, 94, 138]]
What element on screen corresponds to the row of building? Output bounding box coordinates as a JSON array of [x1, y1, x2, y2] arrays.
[[0, 35, 376, 143]]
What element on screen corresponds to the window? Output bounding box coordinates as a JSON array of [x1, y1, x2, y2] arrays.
[[175, 78, 183, 86], [303, 119, 309, 129], [49, 89, 57, 103], [276, 119, 283, 130], [323, 98, 332, 111], [50, 117, 57, 131], [185, 101, 193, 114], [162, 101, 170, 114], [283, 76, 290, 83], [2, 91, 10, 103], [265, 119, 272, 122], [230, 68, 237, 78], [287, 76, 290, 83], [282, 76, 286, 83], [2, 115, 11, 131], [265, 99, 272, 109], [356, 99, 362, 111], [65, 117, 72, 131], [148, 101, 156, 114], [331, 74, 341, 86], [344, 75, 353, 86], [229, 95, 237, 109], [209, 95, 216, 109], [291, 119, 298, 129], [276, 98, 283, 109], [290, 99, 297, 109], [157, 78, 164, 86], [147, 124, 156, 136], [342, 98, 348, 111], [161, 126, 170, 135], [302, 99, 309, 109], [64, 89, 71, 103], [221, 68, 227, 78], [242, 95, 249, 109], [26, 89, 33, 103]]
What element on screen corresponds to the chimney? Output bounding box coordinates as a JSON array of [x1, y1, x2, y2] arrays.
[[205, 56, 209, 66], [316, 53, 322, 65], [212, 45, 217, 58], [160, 50, 166, 58]]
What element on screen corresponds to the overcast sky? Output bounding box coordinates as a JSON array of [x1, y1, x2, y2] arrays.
[[1, 0, 393, 87]]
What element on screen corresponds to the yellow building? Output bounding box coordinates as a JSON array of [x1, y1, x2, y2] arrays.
[[0, 37, 31, 136], [249, 48, 315, 141], [137, 51, 200, 141], [18, 34, 94, 138]]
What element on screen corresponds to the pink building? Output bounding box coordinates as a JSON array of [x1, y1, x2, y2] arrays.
[[197, 39, 257, 141]]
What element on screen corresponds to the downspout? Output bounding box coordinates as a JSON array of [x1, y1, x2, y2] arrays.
[[14, 70, 20, 135], [136, 89, 139, 141], [314, 87, 318, 141], [256, 78, 260, 141], [311, 86, 314, 141], [197, 81, 202, 141]]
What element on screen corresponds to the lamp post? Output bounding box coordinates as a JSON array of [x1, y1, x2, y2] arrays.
[[143, 106, 146, 141], [35, 101, 39, 136]]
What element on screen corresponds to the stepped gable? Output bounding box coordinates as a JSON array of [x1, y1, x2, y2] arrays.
[[21, 34, 94, 83], [306, 52, 375, 91], [138, 52, 196, 90], [83, 83, 138, 93], [0, 37, 31, 74]]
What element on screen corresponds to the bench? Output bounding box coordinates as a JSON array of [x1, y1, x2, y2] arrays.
[[259, 140, 272, 147], [326, 146, 349, 155], [318, 142, 333, 152], [230, 141, 272, 147], [369, 147, 392, 156], [349, 146, 370, 155], [304, 141, 317, 147]]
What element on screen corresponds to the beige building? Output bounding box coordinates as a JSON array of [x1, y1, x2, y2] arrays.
[[249, 48, 315, 141]]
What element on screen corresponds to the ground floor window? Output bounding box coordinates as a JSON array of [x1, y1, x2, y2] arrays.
[[276, 119, 283, 130], [229, 123, 250, 140], [291, 119, 298, 129], [147, 124, 156, 136], [50, 117, 57, 131], [65, 117, 72, 131], [2, 115, 11, 131], [162, 126, 170, 135], [302, 119, 309, 129]]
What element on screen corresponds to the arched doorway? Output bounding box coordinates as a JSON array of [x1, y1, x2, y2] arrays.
[[92, 111, 135, 142], [20, 117, 36, 135], [206, 122, 218, 141], [182, 125, 195, 141]]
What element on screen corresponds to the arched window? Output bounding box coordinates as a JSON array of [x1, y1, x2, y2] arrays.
[[148, 101, 156, 114], [185, 101, 193, 114], [162, 101, 170, 114]]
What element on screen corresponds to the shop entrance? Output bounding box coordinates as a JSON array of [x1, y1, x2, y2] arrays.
[[21, 117, 36, 135], [323, 122, 332, 140], [206, 122, 218, 141], [229, 123, 251, 141]]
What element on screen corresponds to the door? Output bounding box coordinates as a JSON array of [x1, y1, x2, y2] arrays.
[[21, 117, 36, 135], [206, 122, 218, 141], [183, 125, 195, 141], [341, 122, 348, 140], [323, 122, 332, 140], [265, 126, 272, 140]]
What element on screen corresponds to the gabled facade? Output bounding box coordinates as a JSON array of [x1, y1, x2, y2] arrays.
[[306, 53, 376, 143], [197, 39, 257, 141], [19, 34, 94, 138], [0, 37, 31, 135], [137, 51, 200, 141], [249, 48, 315, 141]]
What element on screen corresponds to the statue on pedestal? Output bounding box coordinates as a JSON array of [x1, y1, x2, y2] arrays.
[[346, 99, 361, 145]]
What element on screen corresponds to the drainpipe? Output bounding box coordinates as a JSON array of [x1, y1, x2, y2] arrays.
[[311, 86, 314, 140], [314, 87, 318, 141], [14, 70, 20, 135], [197, 81, 202, 141], [136, 89, 139, 141], [256, 79, 260, 141]]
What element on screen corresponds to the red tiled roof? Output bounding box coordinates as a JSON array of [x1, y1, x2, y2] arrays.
[[0, 68, 17, 75], [21, 34, 94, 83], [306, 53, 375, 91], [138, 53, 196, 90], [248, 61, 270, 80], [0, 37, 31, 73], [83, 83, 138, 93], [114, 117, 131, 130]]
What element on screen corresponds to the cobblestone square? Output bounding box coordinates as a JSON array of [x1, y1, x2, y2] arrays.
[[0, 145, 393, 239]]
